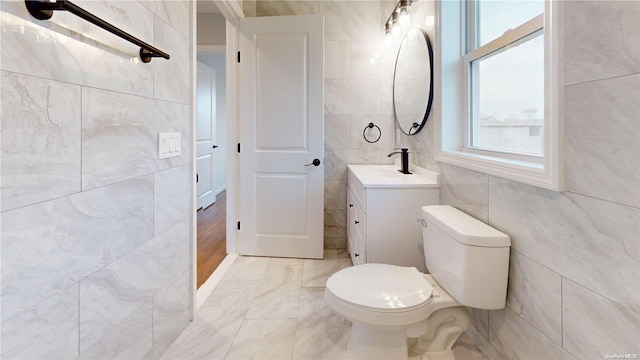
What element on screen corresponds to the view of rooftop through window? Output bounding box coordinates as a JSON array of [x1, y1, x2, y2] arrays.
[[471, 1, 545, 155]]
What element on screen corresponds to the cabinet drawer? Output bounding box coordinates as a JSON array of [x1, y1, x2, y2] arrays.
[[346, 188, 356, 256], [347, 169, 365, 209], [347, 186, 366, 264], [351, 227, 366, 265], [352, 201, 365, 242]]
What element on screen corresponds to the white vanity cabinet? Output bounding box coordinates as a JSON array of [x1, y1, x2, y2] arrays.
[[346, 165, 439, 272]]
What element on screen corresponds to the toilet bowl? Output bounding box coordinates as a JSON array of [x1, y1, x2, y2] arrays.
[[325, 264, 468, 360], [325, 205, 510, 360]]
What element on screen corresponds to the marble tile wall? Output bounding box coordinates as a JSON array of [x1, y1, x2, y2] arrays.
[[0, 0, 193, 358], [416, 1, 640, 359], [1, 71, 82, 211]]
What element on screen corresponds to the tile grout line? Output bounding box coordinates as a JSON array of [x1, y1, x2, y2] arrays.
[[290, 278, 305, 360]]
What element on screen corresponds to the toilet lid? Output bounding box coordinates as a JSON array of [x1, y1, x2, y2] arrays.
[[326, 264, 433, 310]]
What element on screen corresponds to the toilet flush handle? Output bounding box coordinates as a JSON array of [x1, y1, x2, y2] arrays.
[[417, 219, 427, 227]]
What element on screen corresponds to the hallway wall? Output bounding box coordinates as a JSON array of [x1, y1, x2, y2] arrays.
[[0, 1, 194, 358]]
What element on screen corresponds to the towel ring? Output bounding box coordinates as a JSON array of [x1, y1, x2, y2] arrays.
[[363, 122, 381, 143], [408, 122, 420, 135]]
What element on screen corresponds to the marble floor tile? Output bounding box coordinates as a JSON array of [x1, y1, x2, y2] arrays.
[[302, 258, 341, 287], [245, 265, 302, 319], [160, 287, 256, 360], [160, 319, 243, 360], [408, 333, 489, 360], [298, 287, 342, 322], [268, 257, 305, 266], [225, 319, 297, 360], [451, 333, 490, 360], [197, 287, 256, 324], [293, 314, 350, 360], [161, 252, 488, 360], [216, 256, 270, 289]]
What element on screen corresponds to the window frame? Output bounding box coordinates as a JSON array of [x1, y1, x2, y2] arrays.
[[434, 0, 564, 191]]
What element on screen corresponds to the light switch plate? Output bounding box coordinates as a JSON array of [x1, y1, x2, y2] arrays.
[[158, 132, 181, 159]]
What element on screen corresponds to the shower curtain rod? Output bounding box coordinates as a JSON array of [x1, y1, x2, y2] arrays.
[[25, 0, 170, 63]]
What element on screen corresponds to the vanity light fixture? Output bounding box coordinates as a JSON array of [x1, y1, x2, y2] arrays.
[[384, 0, 415, 39], [397, 0, 412, 27], [390, 12, 401, 36], [375, 0, 415, 66], [384, 22, 393, 45]]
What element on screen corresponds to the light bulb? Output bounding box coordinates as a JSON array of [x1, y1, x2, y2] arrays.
[[391, 20, 401, 36], [398, 8, 410, 27], [385, 31, 393, 45], [425, 15, 434, 28], [390, 12, 401, 36], [384, 22, 393, 45], [397, 0, 412, 28]]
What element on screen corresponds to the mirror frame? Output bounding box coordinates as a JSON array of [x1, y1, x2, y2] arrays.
[[392, 28, 434, 136]]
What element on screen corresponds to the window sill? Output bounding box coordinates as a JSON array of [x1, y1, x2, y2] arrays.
[[435, 149, 563, 191]]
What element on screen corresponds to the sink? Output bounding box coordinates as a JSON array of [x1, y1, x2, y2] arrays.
[[347, 165, 439, 188], [370, 167, 403, 178]]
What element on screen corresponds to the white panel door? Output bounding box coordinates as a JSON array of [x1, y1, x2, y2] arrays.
[[238, 15, 324, 259], [196, 61, 217, 209]]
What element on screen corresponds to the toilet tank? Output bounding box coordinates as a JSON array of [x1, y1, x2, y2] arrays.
[[421, 205, 510, 310]]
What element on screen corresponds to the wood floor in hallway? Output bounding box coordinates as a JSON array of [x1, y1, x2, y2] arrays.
[[197, 190, 227, 288]]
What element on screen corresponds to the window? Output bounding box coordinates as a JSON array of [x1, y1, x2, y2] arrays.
[[466, 1, 544, 158], [436, 0, 564, 191]]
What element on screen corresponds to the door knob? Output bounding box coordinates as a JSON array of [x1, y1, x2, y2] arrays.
[[304, 158, 321, 167], [212, 145, 218, 149]]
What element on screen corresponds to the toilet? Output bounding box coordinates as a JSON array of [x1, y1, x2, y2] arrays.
[[325, 205, 510, 360]]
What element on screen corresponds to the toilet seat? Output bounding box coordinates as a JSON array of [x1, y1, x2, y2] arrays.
[[326, 264, 433, 311]]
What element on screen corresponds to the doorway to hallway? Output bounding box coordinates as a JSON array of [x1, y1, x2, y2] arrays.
[[196, 50, 227, 288], [197, 190, 226, 288]]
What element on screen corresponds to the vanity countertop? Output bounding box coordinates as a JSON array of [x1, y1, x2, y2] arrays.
[[347, 164, 439, 188]]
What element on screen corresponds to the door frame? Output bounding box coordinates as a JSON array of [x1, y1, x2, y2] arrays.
[[191, 0, 244, 317]]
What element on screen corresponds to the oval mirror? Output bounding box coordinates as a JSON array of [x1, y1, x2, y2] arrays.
[[393, 28, 434, 135]]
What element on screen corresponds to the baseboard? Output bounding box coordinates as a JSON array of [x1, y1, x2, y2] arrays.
[[196, 253, 238, 309], [215, 185, 226, 196]]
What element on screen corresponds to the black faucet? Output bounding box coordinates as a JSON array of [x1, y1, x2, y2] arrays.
[[387, 148, 411, 174]]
